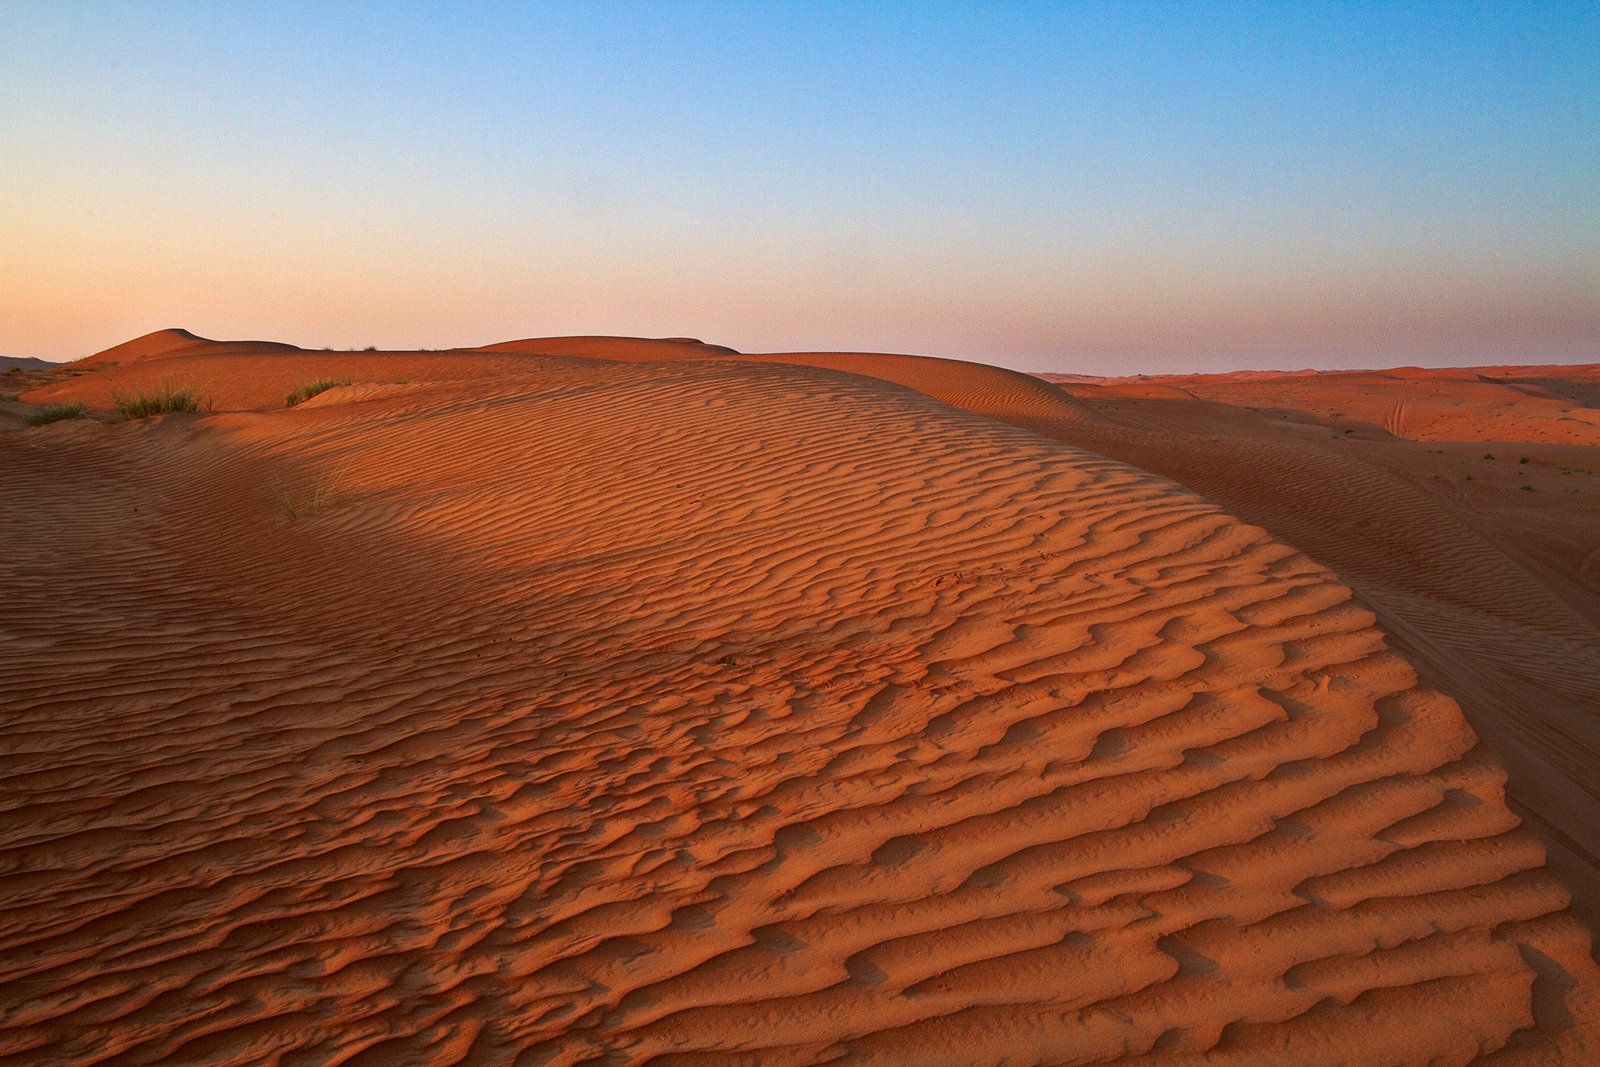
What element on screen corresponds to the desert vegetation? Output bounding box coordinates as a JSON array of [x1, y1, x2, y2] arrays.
[[112, 382, 208, 419], [286, 378, 352, 407], [270, 460, 351, 522], [24, 401, 88, 426]]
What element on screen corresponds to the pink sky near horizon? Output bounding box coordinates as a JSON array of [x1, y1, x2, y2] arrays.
[[9, 202, 1594, 374]]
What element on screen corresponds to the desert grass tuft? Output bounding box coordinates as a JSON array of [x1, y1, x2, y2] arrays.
[[271, 460, 353, 522], [286, 378, 352, 407], [25, 401, 88, 426], [113, 381, 209, 419]]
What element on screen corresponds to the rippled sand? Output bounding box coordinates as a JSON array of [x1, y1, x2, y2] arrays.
[[4, 332, 1596, 1063]]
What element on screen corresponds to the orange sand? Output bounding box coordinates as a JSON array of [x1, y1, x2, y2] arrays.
[[1037, 365, 1600, 942], [1062, 365, 1600, 444], [3, 332, 1597, 1063]]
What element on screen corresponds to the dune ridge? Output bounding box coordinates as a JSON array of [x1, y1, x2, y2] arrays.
[[468, 335, 742, 360], [1029, 367, 1600, 944], [3, 337, 1597, 1062], [78, 328, 303, 366], [728, 351, 1092, 425], [1054, 366, 1600, 444]]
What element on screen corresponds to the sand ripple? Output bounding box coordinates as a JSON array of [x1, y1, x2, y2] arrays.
[[3, 353, 1596, 1063]]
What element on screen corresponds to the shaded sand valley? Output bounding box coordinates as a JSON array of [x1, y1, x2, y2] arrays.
[[3, 333, 1598, 1063]]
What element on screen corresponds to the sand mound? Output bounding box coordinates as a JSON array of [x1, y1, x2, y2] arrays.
[[23, 337, 1087, 428], [1038, 367, 1600, 947], [0, 356, 58, 374], [18, 344, 592, 413], [75, 327, 214, 364], [469, 335, 742, 359], [1044, 366, 1600, 445], [3, 346, 1596, 1063], [76, 328, 305, 367], [735, 350, 1093, 424]]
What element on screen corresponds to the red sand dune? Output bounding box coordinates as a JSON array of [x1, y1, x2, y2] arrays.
[[76, 327, 297, 365], [3, 334, 1598, 1063], [469, 335, 741, 360], [727, 351, 1091, 424], [1036, 366, 1600, 943], [1068, 366, 1600, 444]]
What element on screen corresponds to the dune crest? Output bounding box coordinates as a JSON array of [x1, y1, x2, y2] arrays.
[[1048, 365, 1600, 444], [3, 338, 1598, 1062], [79, 327, 213, 363], [469, 335, 742, 359], [733, 350, 1092, 424], [78, 328, 305, 366], [1036, 364, 1600, 944]]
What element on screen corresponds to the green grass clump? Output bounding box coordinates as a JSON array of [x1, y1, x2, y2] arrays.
[[0, 391, 18, 402], [286, 378, 352, 408], [25, 401, 88, 426], [113, 382, 208, 419]]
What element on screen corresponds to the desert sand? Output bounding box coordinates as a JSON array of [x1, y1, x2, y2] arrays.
[[3, 332, 1598, 1063], [1036, 366, 1600, 942]]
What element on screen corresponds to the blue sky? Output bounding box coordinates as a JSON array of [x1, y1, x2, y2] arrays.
[[2, 1, 1595, 371]]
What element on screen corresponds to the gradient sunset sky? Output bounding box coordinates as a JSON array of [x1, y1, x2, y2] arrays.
[[3, 1, 1595, 372]]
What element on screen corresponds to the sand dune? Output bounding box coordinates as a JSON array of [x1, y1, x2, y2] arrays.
[[728, 351, 1093, 425], [469, 335, 742, 360], [0, 357, 58, 374], [1033, 368, 1600, 945], [19, 331, 578, 413], [3, 336, 1597, 1063], [1070, 366, 1600, 444], [78, 328, 304, 366]]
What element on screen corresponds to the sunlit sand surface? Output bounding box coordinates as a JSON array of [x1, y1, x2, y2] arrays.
[[3, 333, 1596, 1063]]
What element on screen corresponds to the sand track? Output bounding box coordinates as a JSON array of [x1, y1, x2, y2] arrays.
[[3, 338, 1598, 1063]]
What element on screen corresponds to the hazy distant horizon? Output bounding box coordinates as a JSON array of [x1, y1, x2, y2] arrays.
[[5, 1, 1595, 375], [9, 326, 1595, 379]]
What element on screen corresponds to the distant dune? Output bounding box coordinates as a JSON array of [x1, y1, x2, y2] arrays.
[[0, 356, 59, 373], [1046, 365, 1600, 444], [469, 334, 742, 360], [3, 333, 1597, 1063], [77, 327, 305, 365]]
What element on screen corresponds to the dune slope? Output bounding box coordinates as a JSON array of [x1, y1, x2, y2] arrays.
[[1074, 366, 1600, 444], [2, 345, 1598, 1063], [729, 351, 1093, 426], [1029, 370, 1600, 943], [18, 332, 581, 413], [469, 335, 741, 360]]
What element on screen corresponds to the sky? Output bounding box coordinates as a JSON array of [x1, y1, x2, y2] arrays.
[[2, 1, 1596, 373]]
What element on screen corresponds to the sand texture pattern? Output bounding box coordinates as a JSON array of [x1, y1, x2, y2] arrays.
[[4, 335, 1598, 1064], [1035, 367, 1600, 942]]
